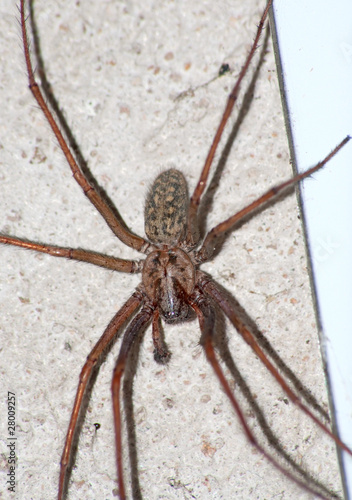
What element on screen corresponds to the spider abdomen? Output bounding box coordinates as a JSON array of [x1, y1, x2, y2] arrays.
[[145, 169, 188, 245]]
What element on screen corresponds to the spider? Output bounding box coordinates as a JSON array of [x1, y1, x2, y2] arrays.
[[2, 0, 350, 497]]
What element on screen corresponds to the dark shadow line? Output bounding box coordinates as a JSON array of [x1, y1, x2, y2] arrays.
[[197, 28, 270, 240], [122, 318, 155, 500], [205, 283, 339, 499], [27, 0, 136, 237], [208, 275, 330, 420], [59, 301, 141, 500], [197, 28, 300, 260]]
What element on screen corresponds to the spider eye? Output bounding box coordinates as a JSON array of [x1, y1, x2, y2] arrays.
[[162, 309, 178, 321], [160, 301, 190, 323]]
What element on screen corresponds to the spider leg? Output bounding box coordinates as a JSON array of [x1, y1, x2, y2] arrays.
[[111, 304, 155, 500], [190, 287, 331, 500], [197, 136, 350, 262], [186, 0, 273, 247], [0, 236, 142, 273], [20, 0, 150, 254], [152, 310, 171, 364], [58, 291, 142, 500], [199, 274, 352, 457]]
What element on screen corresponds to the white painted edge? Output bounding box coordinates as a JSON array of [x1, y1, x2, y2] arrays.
[[271, 0, 352, 497]]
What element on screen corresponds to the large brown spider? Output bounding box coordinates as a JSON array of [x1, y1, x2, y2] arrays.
[[1, 0, 352, 500]]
